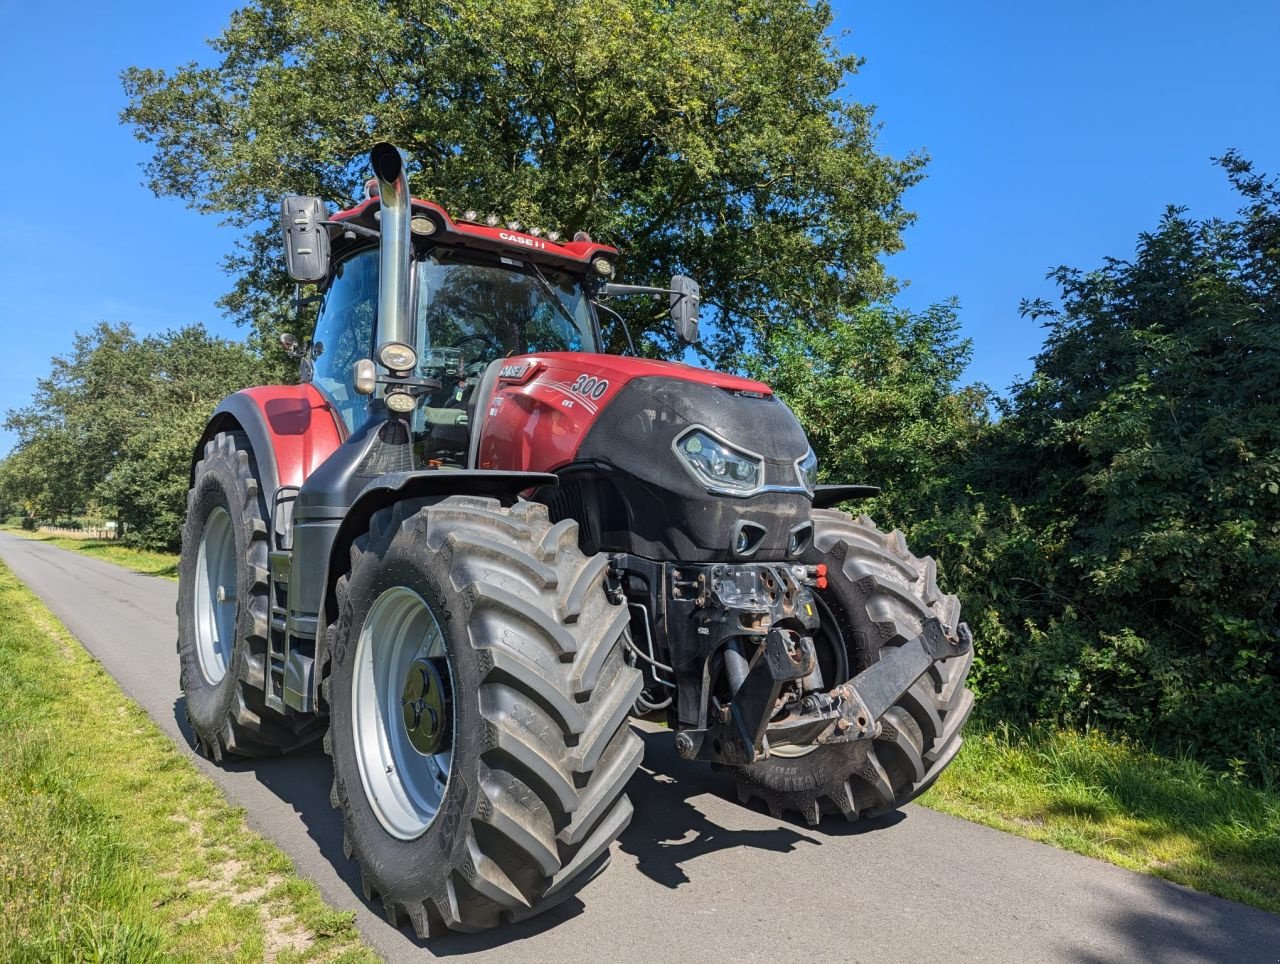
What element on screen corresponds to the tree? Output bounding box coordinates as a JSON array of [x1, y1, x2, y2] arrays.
[[3, 324, 269, 549], [0, 442, 79, 524], [921, 154, 1280, 781], [3, 323, 144, 522], [121, 0, 923, 366]]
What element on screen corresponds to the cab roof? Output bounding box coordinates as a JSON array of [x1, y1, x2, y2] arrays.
[[328, 196, 619, 274]]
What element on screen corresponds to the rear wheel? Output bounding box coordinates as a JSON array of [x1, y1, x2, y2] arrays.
[[734, 510, 974, 824], [324, 496, 643, 936], [177, 430, 322, 760]]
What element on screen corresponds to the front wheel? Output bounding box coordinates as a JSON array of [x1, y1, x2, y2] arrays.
[[324, 496, 643, 936], [735, 510, 974, 824]]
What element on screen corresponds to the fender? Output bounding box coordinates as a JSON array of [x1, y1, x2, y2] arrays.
[[312, 469, 559, 698], [192, 385, 346, 503]]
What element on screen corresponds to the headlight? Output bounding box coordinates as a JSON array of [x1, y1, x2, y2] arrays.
[[674, 429, 763, 494], [378, 341, 417, 373], [385, 390, 417, 413], [796, 448, 818, 494]]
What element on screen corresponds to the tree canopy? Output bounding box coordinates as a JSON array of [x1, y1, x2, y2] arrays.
[[749, 301, 991, 527], [121, 0, 923, 365], [1, 324, 269, 548]]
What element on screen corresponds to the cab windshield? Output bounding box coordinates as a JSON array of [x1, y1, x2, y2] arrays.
[[406, 248, 598, 467], [412, 248, 597, 378]]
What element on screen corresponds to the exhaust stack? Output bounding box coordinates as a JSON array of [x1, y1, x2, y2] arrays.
[[370, 143, 412, 350]]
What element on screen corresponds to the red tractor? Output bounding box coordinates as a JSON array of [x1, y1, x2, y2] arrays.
[[178, 144, 974, 937]]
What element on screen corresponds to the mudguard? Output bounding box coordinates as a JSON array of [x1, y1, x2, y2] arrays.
[[192, 385, 346, 503]]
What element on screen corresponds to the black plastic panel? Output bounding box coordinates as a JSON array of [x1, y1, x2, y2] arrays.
[[544, 377, 814, 561]]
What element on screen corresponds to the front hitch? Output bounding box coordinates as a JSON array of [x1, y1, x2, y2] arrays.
[[676, 617, 971, 764], [626, 553, 972, 766], [765, 618, 973, 750]]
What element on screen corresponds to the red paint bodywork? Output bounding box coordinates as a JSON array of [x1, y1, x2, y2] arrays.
[[476, 353, 771, 474], [239, 385, 345, 489]]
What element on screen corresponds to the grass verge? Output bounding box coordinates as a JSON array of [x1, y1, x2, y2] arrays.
[[1, 526, 178, 579], [0, 560, 374, 962], [920, 722, 1280, 913]]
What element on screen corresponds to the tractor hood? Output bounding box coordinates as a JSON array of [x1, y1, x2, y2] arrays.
[[568, 373, 813, 560], [475, 352, 813, 562], [529, 353, 774, 396]]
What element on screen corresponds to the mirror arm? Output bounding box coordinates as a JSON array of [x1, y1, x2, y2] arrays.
[[318, 220, 381, 240], [600, 283, 676, 298], [593, 300, 638, 356]]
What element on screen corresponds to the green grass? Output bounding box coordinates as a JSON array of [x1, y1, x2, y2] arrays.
[[2, 526, 179, 579], [0, 561, 375, 962], [919, 722, 1280, 913]]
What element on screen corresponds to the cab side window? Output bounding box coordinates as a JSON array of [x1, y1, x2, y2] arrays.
[[312, 248, 378, 432]]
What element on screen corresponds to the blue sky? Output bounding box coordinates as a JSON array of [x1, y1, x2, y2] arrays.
[[1, 1, 1276, 455]]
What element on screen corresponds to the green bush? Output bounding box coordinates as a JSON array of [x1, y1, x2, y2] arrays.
[[913, 154, 1280, 783]]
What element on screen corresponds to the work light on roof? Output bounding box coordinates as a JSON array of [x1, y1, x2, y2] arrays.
[[462, 209, 478, 222], [506, 220, 522, 232], [484, 213, 500, 227]]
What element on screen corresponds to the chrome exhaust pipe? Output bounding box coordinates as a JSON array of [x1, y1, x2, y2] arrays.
[[370, 142, 412, 350]]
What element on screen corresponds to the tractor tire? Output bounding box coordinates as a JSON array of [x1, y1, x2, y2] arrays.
[[323, 496, 643, 937], [734, 509, 974, 825], [177, 430, 322, 760]]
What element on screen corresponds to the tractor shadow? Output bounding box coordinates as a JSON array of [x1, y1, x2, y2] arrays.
[[172, 697, 359, 895], [619, 725, 904, 889]]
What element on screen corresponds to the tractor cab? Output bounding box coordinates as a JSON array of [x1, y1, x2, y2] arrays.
[[288, 187, 616, 468]]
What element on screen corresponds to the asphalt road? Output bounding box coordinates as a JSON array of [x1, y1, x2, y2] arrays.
[[2, 530, 1278, 963]]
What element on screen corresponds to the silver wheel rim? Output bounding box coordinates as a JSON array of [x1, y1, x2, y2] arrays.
[[194, 506, 237, 685], [353, 586, 454, 840]]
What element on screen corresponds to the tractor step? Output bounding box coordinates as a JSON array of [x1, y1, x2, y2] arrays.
[[266, 548, 291, 714]]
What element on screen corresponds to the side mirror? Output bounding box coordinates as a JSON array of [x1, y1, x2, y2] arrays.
[[670, 274, 700, 344], [281, 195, 330, 283], [279, 332, 299, 355]]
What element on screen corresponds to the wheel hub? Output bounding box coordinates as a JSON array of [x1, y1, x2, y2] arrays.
[[401, 658, 449, 756]]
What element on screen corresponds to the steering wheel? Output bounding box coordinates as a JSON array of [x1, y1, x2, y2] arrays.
[[451, 332, 502, 360]]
